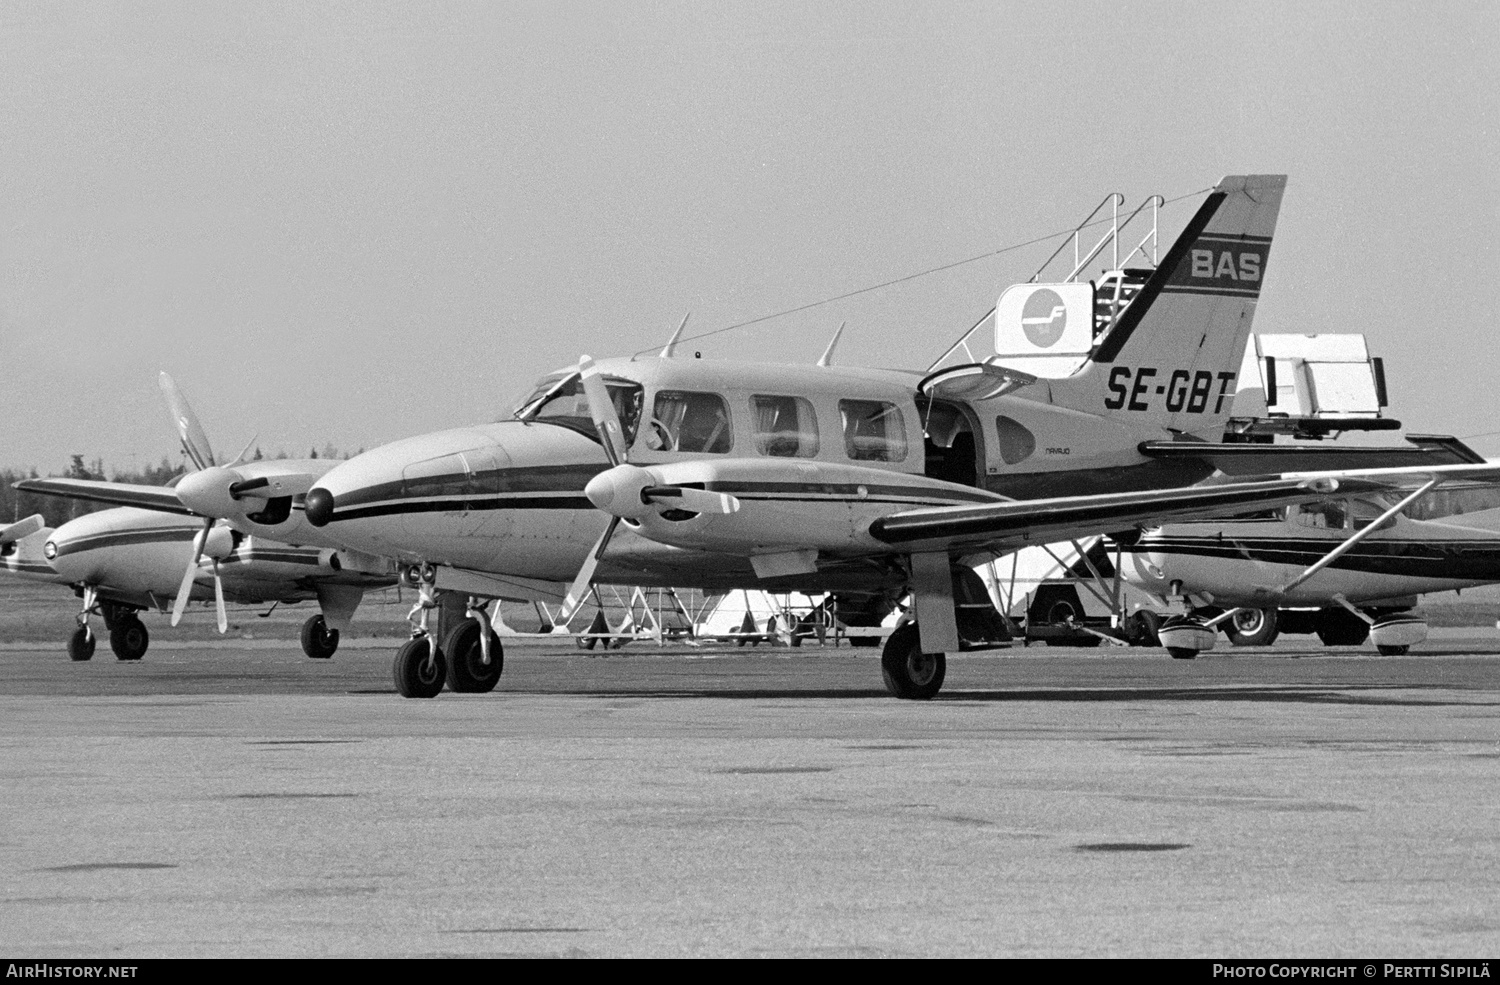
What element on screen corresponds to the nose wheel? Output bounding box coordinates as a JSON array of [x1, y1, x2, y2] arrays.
[[393, 637, 446, 698], [68, 625, 95, 662], [443, 601, 503, 693]]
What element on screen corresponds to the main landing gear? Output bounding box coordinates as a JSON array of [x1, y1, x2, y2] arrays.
[[68, 588, 148, 661], [300, 614, 340, 659], [879, 562, 1013, 700], [392, 564, 503, 698], [880, 624, 945, 700]]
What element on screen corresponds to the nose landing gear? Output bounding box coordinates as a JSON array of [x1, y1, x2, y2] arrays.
[[391, 566, 504, 698], [393, 564, 445, 698]]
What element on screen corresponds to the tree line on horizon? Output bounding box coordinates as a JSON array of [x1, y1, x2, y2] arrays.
[[2, 445, 359, 529]]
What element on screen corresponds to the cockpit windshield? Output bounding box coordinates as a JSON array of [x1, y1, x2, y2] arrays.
[[508, 371, 644, 446]]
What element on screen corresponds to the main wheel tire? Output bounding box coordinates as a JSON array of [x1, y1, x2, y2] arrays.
[[300, 614, 340, 659], [393, 638, 446, 698], [880, 624, 946, 700], [1128, 609, 1161, 647], [1166, 647, 1198, 661], [1225, 607, 1280, 647], [67, 626, 95, 662], [1377, 644, 1410, 655], [109, 618, 149, 661], [442, 618, 503, 694]]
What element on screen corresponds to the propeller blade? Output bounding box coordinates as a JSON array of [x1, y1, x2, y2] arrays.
[[0, 514, 45, 545], [158, 372, 216, 470], [642, 485, 741, 515], [212, 560, 227, 634], [579, 355, 629, 467], [556, 515, 621, 626], [171, 518, 214, 627]]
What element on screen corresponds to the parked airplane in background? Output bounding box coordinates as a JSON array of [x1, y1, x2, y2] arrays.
[[1122, 463, 1500, 657], [288, 173, 1472, 700], [1, 515, 54, 583], [15, 377, 395, 662], [31, 505, 392, 662]]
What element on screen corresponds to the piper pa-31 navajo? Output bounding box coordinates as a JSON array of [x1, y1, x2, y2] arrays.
[[289, 173, 1470, 700], [14, 375, 395, 661]]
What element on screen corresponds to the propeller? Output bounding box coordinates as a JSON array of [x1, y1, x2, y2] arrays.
[[555, 355, 740, 624], [170, 518, 231, 633], [160, 373, 315, 517]]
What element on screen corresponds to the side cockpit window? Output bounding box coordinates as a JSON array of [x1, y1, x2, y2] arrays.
[[648, 391, 733, 454], [516, 372, 643, 447], [840, 399, 907, 463], [752, 395, 818, 458]]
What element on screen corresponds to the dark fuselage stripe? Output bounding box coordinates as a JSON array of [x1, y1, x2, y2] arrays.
[[51, 527, 199, 557]]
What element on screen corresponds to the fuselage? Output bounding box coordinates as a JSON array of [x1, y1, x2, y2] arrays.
[[307, 356, 1209, 594], [1123, 505, 1500, 608]]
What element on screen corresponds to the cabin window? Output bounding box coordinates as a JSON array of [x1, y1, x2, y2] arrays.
[[839, 399, 907, 463], [649, 391, 733, 454], [994, 415, 1036, 465], [521, 373, 643, 446], [1290, 500, 1349, 530], [1403, 485, 1500, 522], [1350, 497, 1399, 531], [751, 395, 818, 458]]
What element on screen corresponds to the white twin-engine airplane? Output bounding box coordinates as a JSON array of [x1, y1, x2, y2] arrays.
[[280, 172, 1477, 700], [19, 174, 1470, 697], [13, 376, 395, 662]]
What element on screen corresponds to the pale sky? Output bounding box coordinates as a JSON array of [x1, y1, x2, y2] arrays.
[[2, 1, 1496, 473]]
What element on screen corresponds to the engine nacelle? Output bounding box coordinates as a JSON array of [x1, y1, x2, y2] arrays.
[[176, 467, 244, 519]]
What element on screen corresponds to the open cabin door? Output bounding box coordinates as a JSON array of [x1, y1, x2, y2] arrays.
[[917, 363, 1036, 488]]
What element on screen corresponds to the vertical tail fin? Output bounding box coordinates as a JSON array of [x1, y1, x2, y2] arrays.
[[1050, 174, 1286, 434]]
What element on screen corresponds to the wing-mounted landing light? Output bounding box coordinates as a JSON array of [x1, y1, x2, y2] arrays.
[[918, 362, 1038, 402], [555, 355, 741, 624]]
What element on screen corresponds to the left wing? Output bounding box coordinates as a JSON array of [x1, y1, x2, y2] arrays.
[[867, 476, 1384, 556], [11, 477, 198, 515]]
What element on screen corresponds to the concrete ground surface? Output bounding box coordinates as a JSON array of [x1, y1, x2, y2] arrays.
[[0, 636, 1497, 958]]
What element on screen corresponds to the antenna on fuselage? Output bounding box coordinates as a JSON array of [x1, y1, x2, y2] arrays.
[[657, 312, 691, 359], [816, 322, 845, 368]]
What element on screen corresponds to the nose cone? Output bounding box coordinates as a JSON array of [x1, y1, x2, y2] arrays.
[[304, 487, 334, 527], [302, 426, 513, 558]]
